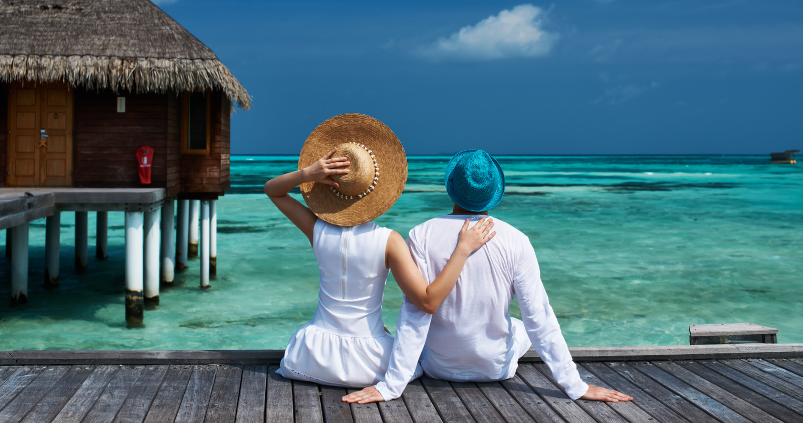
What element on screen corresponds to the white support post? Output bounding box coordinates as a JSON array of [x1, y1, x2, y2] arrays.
[[45, 212, 61, 288], [176, 199, 189, 270], [75, 211, 88, 273], [189, 200, 199, 257], [10, 223, 29, 305], [96, 211, 108, 259], [125, 211, 144, 325], [200, 200, 210, 289], [161, 199, 175, 284], [144, 209, 160, 306], [5, 228, 11, 258], [210, 199, 217, 277]]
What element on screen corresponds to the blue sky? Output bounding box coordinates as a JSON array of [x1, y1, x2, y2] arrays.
[[155, 0, 803, 155]]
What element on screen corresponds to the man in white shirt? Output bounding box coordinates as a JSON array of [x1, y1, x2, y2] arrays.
[[343, 150, 631, 403]]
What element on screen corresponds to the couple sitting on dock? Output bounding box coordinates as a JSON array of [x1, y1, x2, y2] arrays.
[[263, 114, 631, 404]]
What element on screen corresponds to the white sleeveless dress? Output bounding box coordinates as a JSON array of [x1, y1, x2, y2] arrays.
[[278, 219, 423, 387]]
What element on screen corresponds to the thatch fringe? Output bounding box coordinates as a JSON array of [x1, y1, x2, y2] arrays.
[[0, 54, 251, 110]]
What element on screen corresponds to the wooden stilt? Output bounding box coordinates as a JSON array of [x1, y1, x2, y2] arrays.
[[75, 211, 88, 273], [176, 199, 189, 270], [200, 200, 210, 289], [5, 228, 11, 258], [210, 199, 217, 277], [96, 211, 108, 259], [125, 211, 144, 325], [144, 209, 160, 305], [189, 200, 199, 257], [161, 199, 175, 284], [10, 223, 29, 305], [45, 212, 61, 288]]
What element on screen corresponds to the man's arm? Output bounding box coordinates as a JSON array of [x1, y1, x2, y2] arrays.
[[514, 240, 631, 402], [343, 230, 434, 403]]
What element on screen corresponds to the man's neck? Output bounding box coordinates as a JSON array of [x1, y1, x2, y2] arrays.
[[449, 204, 489, 216]]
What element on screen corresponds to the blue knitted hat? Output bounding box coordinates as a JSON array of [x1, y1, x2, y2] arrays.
[[445, 150, 505, 212]]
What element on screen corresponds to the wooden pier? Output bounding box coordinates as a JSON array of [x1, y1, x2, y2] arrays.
[[1, 188, 218, 322], [1, 344, 802, 422]]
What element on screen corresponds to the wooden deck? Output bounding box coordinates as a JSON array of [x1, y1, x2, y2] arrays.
[[1, 347, 803, 422]]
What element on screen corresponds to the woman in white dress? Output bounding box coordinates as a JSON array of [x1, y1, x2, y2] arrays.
[[263, 114, 495, 389]]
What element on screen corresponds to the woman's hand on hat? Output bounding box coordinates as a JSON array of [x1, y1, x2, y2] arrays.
[[302, 148, 350, 187], [456, 217, 496, 256]]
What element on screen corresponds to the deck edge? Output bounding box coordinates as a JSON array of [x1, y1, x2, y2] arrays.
[[2, 344, 802, 365]]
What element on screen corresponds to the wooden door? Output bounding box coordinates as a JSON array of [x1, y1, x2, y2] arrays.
[[7, 82, 73, 186]]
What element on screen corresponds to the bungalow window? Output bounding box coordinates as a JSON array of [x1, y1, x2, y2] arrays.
[[181, 91, 211, 155]]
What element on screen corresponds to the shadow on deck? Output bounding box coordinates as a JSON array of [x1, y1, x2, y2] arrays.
[[1, 345, 803, 422]]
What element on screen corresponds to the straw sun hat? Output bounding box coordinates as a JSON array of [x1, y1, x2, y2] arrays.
[[298, 113, 408, 226]]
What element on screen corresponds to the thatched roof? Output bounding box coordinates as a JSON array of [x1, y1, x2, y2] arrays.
[[0, 0, 250, 109]]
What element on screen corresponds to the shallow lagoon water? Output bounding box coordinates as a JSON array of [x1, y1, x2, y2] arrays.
[[0, 155, 801, 350]]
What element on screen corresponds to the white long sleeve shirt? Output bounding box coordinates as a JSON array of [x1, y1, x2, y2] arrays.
[[374, 215, 588, 401]]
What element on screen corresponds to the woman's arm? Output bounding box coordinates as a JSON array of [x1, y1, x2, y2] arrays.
[[263, 148, 350, 244], [387, 218, 495, 314]]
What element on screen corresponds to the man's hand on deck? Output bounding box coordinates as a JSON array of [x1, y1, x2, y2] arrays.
[[342, 386, 384, 404], [580, 385, 633, 402]]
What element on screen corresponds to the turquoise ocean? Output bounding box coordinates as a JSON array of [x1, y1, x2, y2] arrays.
[[0, 155, 801, 350]]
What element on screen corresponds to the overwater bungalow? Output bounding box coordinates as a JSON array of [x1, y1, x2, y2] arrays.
[[770, 150, 798, 164], [0, 0, 250, 322]]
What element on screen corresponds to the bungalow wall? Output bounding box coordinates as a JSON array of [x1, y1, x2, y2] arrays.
[[2, 85, 229, 197], [177, 91, 231, 197], [73, 90, 180, 195]]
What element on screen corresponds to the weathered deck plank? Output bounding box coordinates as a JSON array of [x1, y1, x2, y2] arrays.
[[476, 381, 535, 423], [499, 375, 564, 423], [421, 376, 475, 422], [746, 359, 803, 388], [235, 364, 268, 423], [400, 379, 444, 423], [20, 364, 94, 423], [766, 359, 803, 378], [0, 365, 68, 422], [0, 366, 46, 413], [0, 367, 17, 388], [143, 365, 193, 423], [575, 363, 656, 422], [266, 365, 293, 423], [377, 394, 415, 423], [450, 381, 505, 422], [516, 364, 595, 423], [113, 364, 168, 423], [174, 365, 218, 423], [2, 352, 803, 422], [533, 363, 627, 423], [51, 365, 119, 423], [347, 388, 384, 423], [653, 361, 782, 423], [606, 362, 718, 423], [293, 380, 324, 423], [630, 361, 751, 423], [680, 360, 803, 422], [320, 385, 353, 423], [204, 364, 243, 423], [83, 365, 144, 423], [699, 360, 803, 416], [582, 362, 690, 423], [719, 359, 803, 402]]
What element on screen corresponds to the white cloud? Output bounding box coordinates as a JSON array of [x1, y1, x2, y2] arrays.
[[419, 4, 558, 60]]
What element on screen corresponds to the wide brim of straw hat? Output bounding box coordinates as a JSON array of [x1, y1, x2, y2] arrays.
[[298, 113, 407, 226]]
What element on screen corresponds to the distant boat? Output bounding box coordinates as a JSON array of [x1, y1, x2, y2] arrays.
[[770, 150, 798, 164]]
